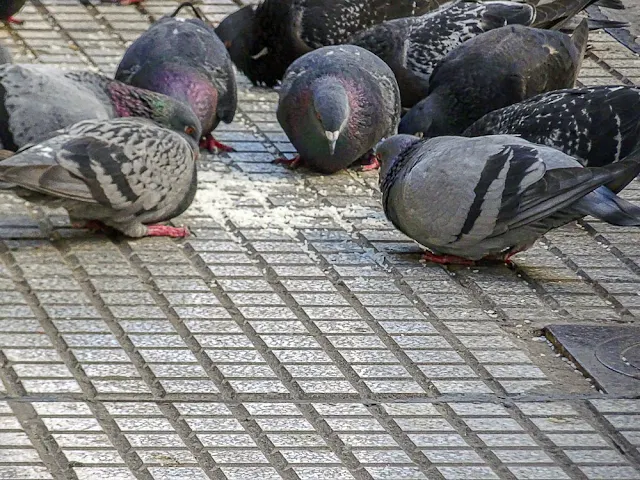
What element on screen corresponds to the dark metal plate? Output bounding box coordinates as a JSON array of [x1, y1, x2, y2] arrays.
[[545, 324, 640, 394]]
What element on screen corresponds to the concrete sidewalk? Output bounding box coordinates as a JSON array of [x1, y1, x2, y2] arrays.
[[0, 1, 638, 479]]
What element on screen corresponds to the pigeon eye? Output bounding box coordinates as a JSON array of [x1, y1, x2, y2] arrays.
[[184, 126, 196, 136]]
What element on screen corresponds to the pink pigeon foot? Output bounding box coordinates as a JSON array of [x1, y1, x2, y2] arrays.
[[6, 16, 23, 25], [423, 252, 476, 266], [359, 153, 380, 171], [274, 154, 303, 169], [146, 224, 191, 238], [200, 134, 235, 153]]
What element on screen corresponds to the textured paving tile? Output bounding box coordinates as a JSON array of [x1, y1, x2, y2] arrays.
[[0, 0, 639, 479]]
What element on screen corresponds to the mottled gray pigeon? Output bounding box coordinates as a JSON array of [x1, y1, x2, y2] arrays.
[[398, 20, 589, 137], [215, 0, 448, 87], [0, 117, 201, 238], [377, 134, 640, 264], [116, 2, 237, 153], [0, 63, 198, 151], [349, 0, 624, 108], [0, 0, 26, 24], [276, 45, 401, 174], [0, 44, 12, 65], [464, 86, 640, 168]]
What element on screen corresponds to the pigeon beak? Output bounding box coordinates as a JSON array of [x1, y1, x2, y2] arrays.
[[251, 47, 269, 60], [325, 130, 340, 156]]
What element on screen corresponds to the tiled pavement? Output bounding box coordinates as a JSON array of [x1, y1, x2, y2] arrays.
[[0, 1, 639, 479]]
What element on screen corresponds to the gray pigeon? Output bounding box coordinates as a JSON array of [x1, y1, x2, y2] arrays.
[[216, 0, 447, 88], [464, 86, 640, 168], [0, 43, 11, 65], [377, 134, 640, 264], [398, 20, 589, 137], [276, 45, 401, 174], [0, 63, 199, 152], [349, 0, 624, 108], [0, 117, 201, 238], [115, 3, 237, 153]]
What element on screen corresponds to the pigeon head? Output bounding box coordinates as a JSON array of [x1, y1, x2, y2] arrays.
[[216, 0, 300, 87], [216, 5, 256, 73], [375, 134, 422, 184], [148, 96, 203, 147], [398, 95, 452, 138], [311, 78, 351, 156]]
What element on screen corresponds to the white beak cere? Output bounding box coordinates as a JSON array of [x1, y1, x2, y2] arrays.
[[325, 130, 340, 155], [251, 47, 269, 60]]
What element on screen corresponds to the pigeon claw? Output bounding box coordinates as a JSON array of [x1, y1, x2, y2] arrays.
[[6, 16, 24, 25], [274, 154, 302, 169], [422, 252, 476, 266], [146, 224, 191, 238], [200, 134, 235, 153]]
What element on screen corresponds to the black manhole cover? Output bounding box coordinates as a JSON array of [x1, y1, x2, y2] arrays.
[[545, 325, 640, 394], [595, 334, 640, 380], [624, 342, 640, 371]]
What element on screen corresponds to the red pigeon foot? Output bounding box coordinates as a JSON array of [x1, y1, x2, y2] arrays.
[[7, 16, 23, 25], [274, 154, 303, 169], [146, 224, 191, 238], [359, 153, 380, 171], [423, 252, 476, 266], [200, 134, 235, 153]]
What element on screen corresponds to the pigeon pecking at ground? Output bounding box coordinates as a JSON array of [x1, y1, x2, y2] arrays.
[[215, 0, 448, 88], [377, 134, 640, 265], [276, 45, 401, 174], [0, 44, 12, 65], [0, 63, 200, 152], [348, 0, 625, 108], [0, 0, 27, 25], [463, 86, 640, 168], [116, 2, 237, 153], [0, 117, 201, 238], [398, 20, 589, 138]]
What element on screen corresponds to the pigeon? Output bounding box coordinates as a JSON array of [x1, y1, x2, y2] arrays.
[[276, 45, 401, 174], [215, 0, 447, 87], [0, 44, 12, 65], [464, 86, 640, 168], [0, 0, 26, 24], [0, 63, 200, 152], [398, 20, 589, 137], [349, 0, 625, 108], [377, 134, 640, 265], [0, 117, 201, 238], [115, 2, 237, 153]]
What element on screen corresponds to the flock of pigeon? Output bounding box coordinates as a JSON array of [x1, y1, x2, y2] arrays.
[[0, 0, 639, 266]]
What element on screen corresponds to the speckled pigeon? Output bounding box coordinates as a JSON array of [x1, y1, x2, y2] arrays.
[[0, 63, 199, 151], [0, 0, 26, 24], [0, 117, 201, 238], [0, 44, 12, 65], [115, 2, 237, 153], [464, 86, 640, 168], [349, 0, 625, 108], [276, 45, 401, 174], [377, 134, 640, 265], [215, 0, 448, 87], [398, 20, 589, 137]]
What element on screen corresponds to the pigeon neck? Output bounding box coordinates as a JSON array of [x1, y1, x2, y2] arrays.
[[107, 81, 159, 119]]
